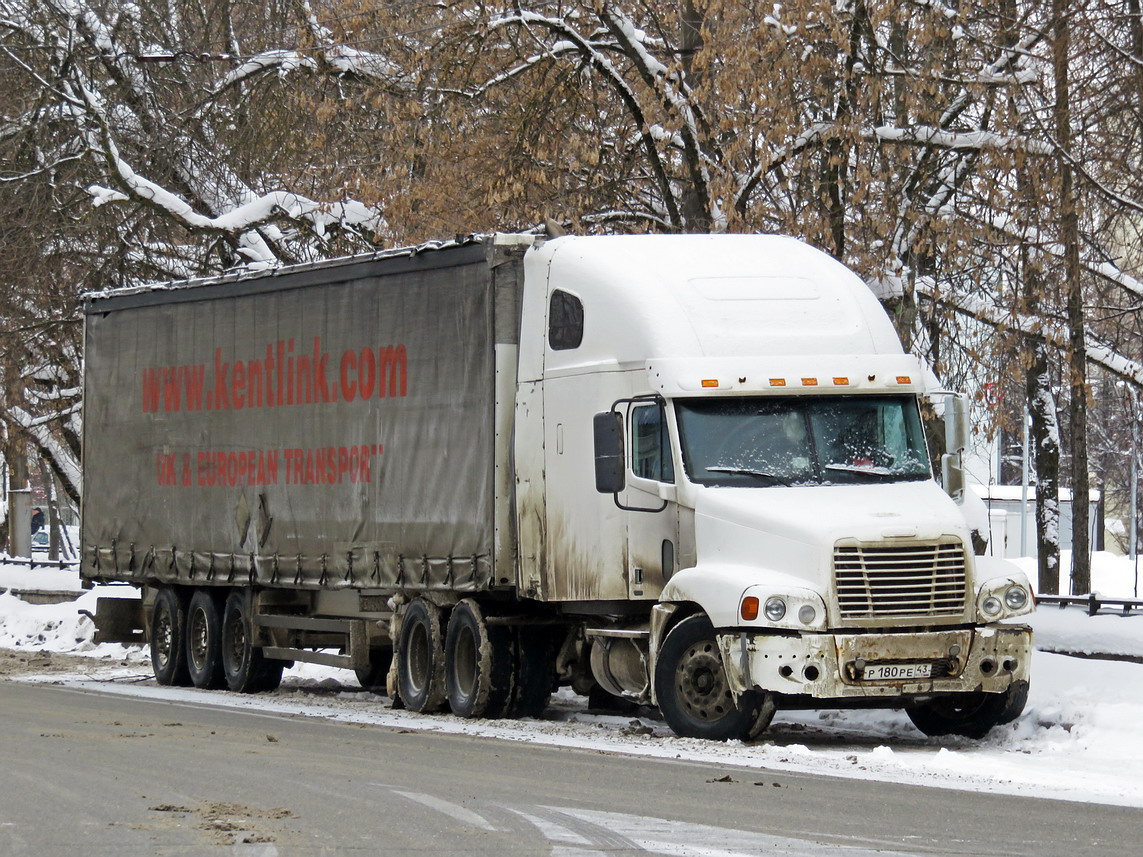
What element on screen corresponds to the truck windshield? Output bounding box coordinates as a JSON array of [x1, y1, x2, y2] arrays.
[[675, 395, 932, 487]]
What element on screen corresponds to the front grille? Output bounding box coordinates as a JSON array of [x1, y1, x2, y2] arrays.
[[833, 541, 968, 620]]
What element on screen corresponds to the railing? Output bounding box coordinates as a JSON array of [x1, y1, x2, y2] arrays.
[[0, 554, 77, 570], [1035, 594, 1143, 617]]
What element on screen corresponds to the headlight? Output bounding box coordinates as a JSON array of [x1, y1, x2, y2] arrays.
[[798, 604, 817, 625], [981, 596, 1003, 617], [1004, 585, 1029, 610], [764, 596, 787, 621]]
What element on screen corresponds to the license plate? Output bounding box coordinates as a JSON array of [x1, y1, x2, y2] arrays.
[[862, 662, 933, 681]]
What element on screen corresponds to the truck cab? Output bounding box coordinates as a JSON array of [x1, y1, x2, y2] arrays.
[[513, 234, 1033, 740]]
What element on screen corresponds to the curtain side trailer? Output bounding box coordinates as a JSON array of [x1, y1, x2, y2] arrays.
[[82, 233, 1033, 739]]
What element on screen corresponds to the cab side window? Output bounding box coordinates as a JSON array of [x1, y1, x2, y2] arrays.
[[631, 403, 675, 483], [548, 289, 584, 350]]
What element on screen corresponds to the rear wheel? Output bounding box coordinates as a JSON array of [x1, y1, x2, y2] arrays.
[[396, 599, 448, 713], [186, 589, 226, 689], [445, 599, 513, 718], [654, 614, 772, 741], [150, 587, 190, 687], [221, 590, 282, 693], [508, 626, 557, 719]]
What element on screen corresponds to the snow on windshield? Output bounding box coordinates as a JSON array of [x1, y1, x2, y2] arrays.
[[675, 395, 932, 487]]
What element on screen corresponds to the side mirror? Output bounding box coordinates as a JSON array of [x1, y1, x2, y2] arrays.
[[942, 393, 969, 504], [944, 393, 969, 456], [593, 411, 625, 494]]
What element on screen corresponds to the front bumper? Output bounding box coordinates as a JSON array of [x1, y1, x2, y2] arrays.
[[717, 624, 1032, 700]]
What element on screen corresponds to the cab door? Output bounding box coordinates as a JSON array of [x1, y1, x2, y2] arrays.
[[621, 400, 680, 600]]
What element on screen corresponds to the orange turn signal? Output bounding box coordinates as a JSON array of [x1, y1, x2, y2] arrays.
[[701, 379, 719, 388], [741, 596, 760, 621]]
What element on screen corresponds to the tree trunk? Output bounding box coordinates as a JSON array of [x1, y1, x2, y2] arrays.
[[679, 0, 708, 231], [1052, 0, 1090, 594], [1027, 342, 1062, 594]]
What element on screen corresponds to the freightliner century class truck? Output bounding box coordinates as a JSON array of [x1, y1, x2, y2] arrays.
[[81, 233, 1034, 740]]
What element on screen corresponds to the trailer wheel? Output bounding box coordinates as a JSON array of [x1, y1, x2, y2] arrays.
[[186, 589, 226, 689], [906, 681, 1028, 739], [654, 614, 771, 741], [150, 587, 191, 687], [397, 599, 448, 713], [509, 626, 557, 719], [445, 599, 513, 718], [354, 648, 393, 693], [221, 590, 283, 693]]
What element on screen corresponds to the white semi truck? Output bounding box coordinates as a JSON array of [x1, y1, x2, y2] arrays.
[[81, 233, 1033, 740]]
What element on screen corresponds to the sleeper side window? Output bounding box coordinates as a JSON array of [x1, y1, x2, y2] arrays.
[[548, 289, 584, 350]]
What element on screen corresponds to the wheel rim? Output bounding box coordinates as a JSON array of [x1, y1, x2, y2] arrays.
[[407, 620, 430, 696], [154, 602, 173, 669], [451, 625, 478, 700], [226, 610, 246, 668], [674, 640, 733, 723], [188, 608, 208, 671]]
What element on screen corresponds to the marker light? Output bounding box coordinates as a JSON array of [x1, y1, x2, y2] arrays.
[[701, 379, 719, 388], [801, 377, 818, 386], [764, 596, 787, 621], [769, 378, 787, 387], [832, 377, 850, 386], [741, 596, 760, 621], [896, 376, 912, 385]]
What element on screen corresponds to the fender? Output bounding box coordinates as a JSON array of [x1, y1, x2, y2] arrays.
[[659, 564, 828, 630]]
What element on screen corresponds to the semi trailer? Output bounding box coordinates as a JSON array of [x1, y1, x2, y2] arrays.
[[81, 233, 1034, 740]]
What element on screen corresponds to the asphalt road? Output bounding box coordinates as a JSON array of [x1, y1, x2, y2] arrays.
[[0, 681, 1139, 857]]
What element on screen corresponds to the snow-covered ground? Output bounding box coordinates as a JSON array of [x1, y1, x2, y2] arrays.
[[3, 553, 1143, 808]]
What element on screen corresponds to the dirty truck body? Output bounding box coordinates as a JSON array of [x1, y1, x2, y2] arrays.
[[82, 234, 1034, 739]]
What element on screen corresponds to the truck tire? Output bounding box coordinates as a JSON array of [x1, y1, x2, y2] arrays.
[[508, 626, 557, 719], [397, 598, 448, 713], [355, 648, 393, 693], [906, 681, 1028, 739], [186, 589, 226, 689], [654, 614, 771, 741], [221, 590, 283, 693], [445, 599, 513, 718], [150, 587, 191, 687]]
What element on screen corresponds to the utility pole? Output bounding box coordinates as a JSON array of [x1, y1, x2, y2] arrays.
[[7, 441, 31, 558], [1130, 386, 1139, 596]]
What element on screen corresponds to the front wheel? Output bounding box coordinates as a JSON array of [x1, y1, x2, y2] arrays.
[[654, 614, 773, 741], [906, 680, 1029, 739]]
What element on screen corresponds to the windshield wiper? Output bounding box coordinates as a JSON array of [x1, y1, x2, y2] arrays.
[[706, 466, 792, 486], [823, 463, 897, 480]]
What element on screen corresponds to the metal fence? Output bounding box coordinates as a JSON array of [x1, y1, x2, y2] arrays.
[[1035, 594, 1143, 617], [0, 554, 77, 571]]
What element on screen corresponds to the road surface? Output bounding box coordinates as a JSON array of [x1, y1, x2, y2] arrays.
[[0, 680, 1138, 856]]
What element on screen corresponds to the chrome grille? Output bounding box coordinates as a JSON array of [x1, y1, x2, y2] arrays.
[[833, 541, 968, 619]]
